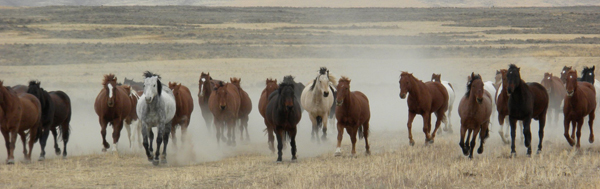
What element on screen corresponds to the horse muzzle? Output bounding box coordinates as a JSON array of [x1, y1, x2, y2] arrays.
[[476, 98, 483, 104], [107, 101, 115, 107], [567, 90, 574, 97], [399, 93, 406, 99], [220, 105, 226, 110], [145, 96, 153, 104], [323, 92, 329, 97], [336, 100, 343, 106], [286, 105, 294, 110]]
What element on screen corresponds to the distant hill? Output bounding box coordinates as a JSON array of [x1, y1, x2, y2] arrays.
[[0, 0, 599, 7]]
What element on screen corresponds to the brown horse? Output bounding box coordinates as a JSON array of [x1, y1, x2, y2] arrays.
[[198, 72, 224, 132], [458, 73, 492, 159], [399, 72, 448, 146], [168, 82, 194, 147], [540, 72, 567, 124], [563, 70, 596, 148], [0, 81, 42, 164], [334, 77, 371, 156], [121, 85, 143, 148], [259, 78, 279, 152], [230, 77, 252, 141], [208, 81, 240, 146], [560, 66, 573, 84], [94, 74, 133, 152]]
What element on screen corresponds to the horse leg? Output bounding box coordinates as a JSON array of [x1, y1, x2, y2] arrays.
[[124, 121, 132, 149], [509, 117, 518, 157], [522, 119, 532, 156], [112, 119, 124, 153], [309, 115, 318, 142], [407, 112, 416, 146], [266, 121, 275, 153], [335, 123, 344, 156], [18, 132, 27, 161], [564, 118, 575, 146], [153, 125, 163, 166], [469, 127, 480, 159], [275, 128, 284, 162], [346, 126, 358, 156], [571, 121, 576, 140], [537, 113, 546, 154], [588, 111, 595, 143], [148, 126, 155, 154], [50, 127, 61, 155], [498, 115, 510, 144], [8, 130, 18, 164], [422, 113, 433, 144], [1, 128, 11, 163], [227, 119, 237, 147], [27, 127, 38, 162], [478, 122, 489, 154], [238, 119, 244, 141], [322, 113, 328, 141], [170, 122, 177, 149], [459, 125, 468, 156], [243, 116, 250, 141], [39, 125, 50, 161], [430, 111, 444, 142], [215, 121, 222, 146], [290, 128, 297, 162], [60, 122, 70, 158], [141, 123, 153, 162], [575, 119, 584, 149], [99, 118, 110, 152], [444, 104, 453, 133], [465, 129, 472, 154], [161, 122, 171, 164], [363, 122, 371, 155], [519, 121, 525, 145]]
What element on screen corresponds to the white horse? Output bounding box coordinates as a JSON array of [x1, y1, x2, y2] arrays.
[[431, 74, 455, 133], [301, 67, 337, 143], [484, 81, 496, 128], [137, 71, 176, 166]]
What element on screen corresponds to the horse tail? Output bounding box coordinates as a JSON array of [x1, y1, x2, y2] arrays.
[[358, 125, 364, 139], [316, 116, 323, 129]]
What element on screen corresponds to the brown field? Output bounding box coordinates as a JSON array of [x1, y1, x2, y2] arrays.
[[0, 6, 599, 188]]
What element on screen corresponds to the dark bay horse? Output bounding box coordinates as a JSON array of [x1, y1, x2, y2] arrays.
[[259, 78, 279, 152], [94, 74, 133, 152], [540, 73, 567, 124], [168, 82, 194, 147], [198, 72, 224, 132], [0, 81, 42, 164], [230, 77, 252, 141], [458, 73, 492, 159], [266, 80, 302, 162], [209, 81, 240, 146], [399, 72, 448, 146], [334, 77, 370, 156], [495, 69, 524, 144], [506, 64, 549, 156], [27, 81, 72, 160], [563, 70, 596, 148]]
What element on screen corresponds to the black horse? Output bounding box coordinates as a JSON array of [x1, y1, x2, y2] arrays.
[[581, 66, 596, 84], [27, 81, 72, 160], [265, 80, 302, 162], [506, 64, 549, 157]]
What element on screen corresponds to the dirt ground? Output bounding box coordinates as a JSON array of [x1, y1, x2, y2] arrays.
[[0, 6, 599, 189]]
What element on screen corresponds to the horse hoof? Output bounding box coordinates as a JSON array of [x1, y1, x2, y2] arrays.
[[536, 149, 542, 155], [161, 159, 167, 164], [334, 152, 342, 157], [38, 156, 45, 161], [55, 149, 61, 156], [409, 141, 415, 146], [276, 159, 283, 163], [365, 151, 371, 156], [477, 148, 483, 154], [510, 152, 517, 158], [590, 137, 595, 143], [6, 159, 14, 164], [291, 158, 297, 163], [152, 160, 159, 166], [102, 148, 107, 152], [447, 129, 453, 134]]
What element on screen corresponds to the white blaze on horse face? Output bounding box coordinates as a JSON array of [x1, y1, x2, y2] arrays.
[[107, 83, 114, 98]]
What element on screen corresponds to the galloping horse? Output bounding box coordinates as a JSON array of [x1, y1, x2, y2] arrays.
[[334, 77, 371, 156], [198, 72, 223, 132], [483, 81, 496, 128], [259, 78, 279, 152], [230, 77, 252, 141], [94, 74, 132, 152], [431, 73, 455, 133], [506, 64, 549, 156], [399, 72, 448, 146], [0, 81, 42, 164], [580, 66, 600, 111], [121, 85, 142, 148], [540, 73, 567, 124], [265, 80, 302, 162], [27, 81, 72, 160], [301, 67, 337, 142], [495, 69, 523, 144], [209, 81, 240, 146], [493, 70, 502, 91], [458, 73, 492, 159], [563, 70, 596, 148], [168, 82, 194, 147], [137, 71, 176, 165]]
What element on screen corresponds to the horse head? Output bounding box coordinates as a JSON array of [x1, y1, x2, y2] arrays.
[[399, 72, 414, 99], [581, 66, 596, 84], [266, 78, 278, 92], [309, 67, 332, 98], [560, 66, 573, 84], [466, 72, 484, 104], [336, 77, 351, 106], [103, 74, 118, 107], [565, 70, 578, 97], [214, 81, 229, 110], [431, 73, 441, 82], [199, 72, 211, 97], [506, 64, 522, 96], [26, 80, 43, 97], [168, 82, 181, 97], [230, 77, 242, 89], [279, 81, 296, 111], [143, 76, 162, 104], [495, 70, 502, 84], [540, 73, 554, 93], [499, 69, 508, 92]]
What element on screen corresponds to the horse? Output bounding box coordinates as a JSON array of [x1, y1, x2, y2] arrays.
[[208, 81, 240, 146], [540, 73, 567, 124], [121, 85, 142, 148], [301, 67, 337, 143], [431, 73, 455, 133], [137, 71, 176, 165], [334, 77, 371, 156], [458, 73, 492, 159], [265, 80, 302, 162], [94, 74, 133, 153], [259, 78, 279, 152], [230, 77, 252, 141], [493, 70, 502, 91], [563, 70, 596, 148], [124, 77, 144, 92], [198, 72, 223, 132], [399, 72, 448, 146], [27, 81, 72, 160], [506, 64, 549, 156], [0, 81, 42, 164], [168, 82, 194, 147], [10, 85, 28, 94], [483, 81, 496, 128], [495, 69, 524, 144], [580, 66, 600, 111]]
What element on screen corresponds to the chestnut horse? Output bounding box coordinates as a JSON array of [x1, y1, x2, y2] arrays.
[[198, 72, 224, 132], [540, 73, 567, 124], [209, 81, 240, 146], [399, 72, 448, 146], [506, 64, 549, 156], [94, 74, 132, 152], [431, 73, 455, 133], [0, 81, 42, 164], [458, 73, 492, 159], [265, 80, 302, 162], [563, 70, 596, 148], [334, 77, 371, 156], [495, 69, 523, 144], [230, 77, 252, 141], [259, 78, 279, 152], [168, 82, 194, 147]]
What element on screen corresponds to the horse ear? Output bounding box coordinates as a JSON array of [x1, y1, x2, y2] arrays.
[[230, 77, 233, 82], [157, 79, 162, 96], [592, 65, 596, 71]]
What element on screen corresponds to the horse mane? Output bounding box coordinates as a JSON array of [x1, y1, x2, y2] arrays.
[[319, 67, 327, 75], [508, 64, 518, 70], [102, 74, 117, 86], [328, 75, 337, 86], [143, 71, 161, 79], [339, 76, 350, 83], [283, 75, 295, 83], [465, 74, 481, 97]]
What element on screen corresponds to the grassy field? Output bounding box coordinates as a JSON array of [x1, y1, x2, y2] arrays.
[[0, 6, 599, 188]]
